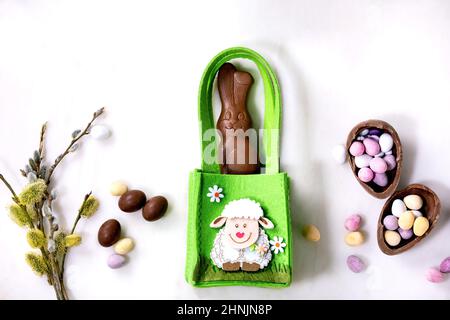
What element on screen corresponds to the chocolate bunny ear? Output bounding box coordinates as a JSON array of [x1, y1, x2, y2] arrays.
[[218, 63, 237, 110], [233, 71, 253, 108]]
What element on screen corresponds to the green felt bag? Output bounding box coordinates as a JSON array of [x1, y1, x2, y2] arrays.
[[185, 47, 292, 288]]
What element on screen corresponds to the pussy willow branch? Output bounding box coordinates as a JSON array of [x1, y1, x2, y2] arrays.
[[0, 174, 35, 229], [60, 191, 91, 276], [0, 174, 53, 287], [39, 122, 47, 160], [45, 107, 104, 184]]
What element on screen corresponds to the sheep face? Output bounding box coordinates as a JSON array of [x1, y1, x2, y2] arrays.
[[210, 214, 274, 250], [223, 218, 259, 249]]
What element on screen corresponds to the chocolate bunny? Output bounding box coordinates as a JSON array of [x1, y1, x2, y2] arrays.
[[217, 63, 260, 174]]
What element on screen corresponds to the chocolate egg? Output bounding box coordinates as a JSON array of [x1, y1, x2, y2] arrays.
[[142, 196, 168, 221], [98, 219, 121, 247], [118, 190, 147, 213]]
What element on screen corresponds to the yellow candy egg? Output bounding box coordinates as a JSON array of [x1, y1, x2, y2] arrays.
[[114, 238, 135, 255], [110, 181, 128, 196], [345, 231, 365, 246], [302, 224, 320, 242], [413, 216, 430, 236], [398, 211, 415, 230], [384, 230, 401, 246], [403, 194, 423, 210]]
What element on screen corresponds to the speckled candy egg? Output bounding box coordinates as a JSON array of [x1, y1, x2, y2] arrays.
[[373, 173, 388, 187], [426, 267, 445, 283], [404, 195, 423, 210], [345, 214, 362, 232], [384, 230, 401, 246], [379, 133, 394, 153], [413, 216, 429, 237], [439, 257, 450, 273], [369, 129, 382, 136], [107, 254, 126, 269], [359, 129, 369, 136], [110, 181, 128, 196], [346, 255, 365, 273], [354, 154, 373, 168], [398, 211, 415, 230], [391, 199, 407, 218], [384, 155, 397, 171], [332, 144, 347, 164], [345, 231, 365, 246], [411, 210, 423, 217], [363, 138, 381, 156], [369, 157, 387, 174], [398, 228, 413, 240], [383, 215, 398, 231], [349, 141, 365, 156], [358, 168, 374, 183]]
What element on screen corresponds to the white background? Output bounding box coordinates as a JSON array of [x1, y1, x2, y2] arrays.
[[1, 0, 450, 300]]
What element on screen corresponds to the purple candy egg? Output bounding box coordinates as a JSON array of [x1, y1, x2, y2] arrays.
[[358, 167, 374, 183], [363, 138, 381, 156], [426, 267, 445, 283], [383, 215, 399, 230], [368, 135, 380, 141], [349, 141, 365, 157], [345, 214, 362, 232], [373, 173, 388, 187], [369, 129, 382, 136], [384, 155, 397, 171], [347, 255, 365, 273], [370, 157, 388, 174], [440, 257, 450, 273], [398, 227, 413, 240], [107, 254, 127, 269]]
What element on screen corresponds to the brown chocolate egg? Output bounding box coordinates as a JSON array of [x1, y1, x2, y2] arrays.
[[98, 219, 121, 247], [142, 196, 168, 222], [118, 190, 147, 213]]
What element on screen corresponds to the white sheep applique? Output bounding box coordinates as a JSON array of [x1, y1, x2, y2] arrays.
[[209, 198, 274, 272]]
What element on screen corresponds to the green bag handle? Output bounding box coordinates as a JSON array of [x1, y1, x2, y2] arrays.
[[199, 47, 281, 174]]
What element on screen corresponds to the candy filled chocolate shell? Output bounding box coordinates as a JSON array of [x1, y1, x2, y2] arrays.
[[346, 119, 402, 199]]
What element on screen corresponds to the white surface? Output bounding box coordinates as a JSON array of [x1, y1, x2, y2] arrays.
[[1, 0, 450, 300]]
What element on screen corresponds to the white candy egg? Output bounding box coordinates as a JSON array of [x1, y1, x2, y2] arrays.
[[354, 154, 373, 168], [379, 133, 394, 153], [391, 199, 407, 218], [332, 144, 347, 164]]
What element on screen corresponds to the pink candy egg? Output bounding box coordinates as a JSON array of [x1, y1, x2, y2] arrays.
[[349, 141, 365, 156], [345, 214, 362, 231], [358, 168, 374, 182], [384, 155, 397, 171], [426, 267, 445, 283], [373, 173, 388, 187], [370, 157, 388, 174], [363, 138, 381, 156]]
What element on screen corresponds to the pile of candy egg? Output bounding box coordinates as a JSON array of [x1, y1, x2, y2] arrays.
[[383, 195, 430, 247], [348, 128, 396, 187]]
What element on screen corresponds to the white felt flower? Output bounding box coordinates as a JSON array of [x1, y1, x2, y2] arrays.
[[269, 236, 286, 254], [207, 185, 224, 203]]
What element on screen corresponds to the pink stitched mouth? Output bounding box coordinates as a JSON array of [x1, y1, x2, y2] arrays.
[[236, 232, 245, 238], [228, 232, 252, 244]]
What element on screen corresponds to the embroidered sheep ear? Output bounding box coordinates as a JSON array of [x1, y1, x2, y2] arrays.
[[210, 216, 227, 228], [258, 217, 274, 229]]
